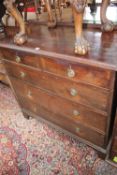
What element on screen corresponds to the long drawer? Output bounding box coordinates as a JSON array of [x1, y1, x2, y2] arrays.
[[21, 98, 105, 147], [2, 48, 115, 90], [9, 77, 106, 147], [4, 61, 113, 113]]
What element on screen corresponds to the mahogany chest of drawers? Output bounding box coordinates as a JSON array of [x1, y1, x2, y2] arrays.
[[0, 26, 117, 157]]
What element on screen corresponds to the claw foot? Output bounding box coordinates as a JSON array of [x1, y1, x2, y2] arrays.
[[75, 37, 90, 55], [14, 32, 27, 45], [101, 20, 114, 32], [47, 18, 57, 28]]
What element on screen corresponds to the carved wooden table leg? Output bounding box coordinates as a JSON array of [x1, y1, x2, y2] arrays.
[[71, 0, 90, 55], [44, 0, 56, 28], [4, 0, 27, 45], [100, 0, 114, 32]]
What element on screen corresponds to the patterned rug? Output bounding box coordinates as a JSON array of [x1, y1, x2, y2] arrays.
[[0, 82, 117, 175], [0, 127, 30, 175]]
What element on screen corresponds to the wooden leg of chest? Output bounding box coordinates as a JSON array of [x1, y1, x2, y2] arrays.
[[3, 0, 27, 45], [71, 0, 90, 55], [23, 111, 31, 120], [0, 74, 9, 85], [100, 0, 114, 32]]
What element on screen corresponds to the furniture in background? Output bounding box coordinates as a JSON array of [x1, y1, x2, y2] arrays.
[[16, 0, 41, 21], [3, 0, 116, 55]]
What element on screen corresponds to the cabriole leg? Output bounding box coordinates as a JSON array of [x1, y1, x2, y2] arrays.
[[4, 0, 27, 45], [71, 0, 90, 55], [100, 0, 114, 32]]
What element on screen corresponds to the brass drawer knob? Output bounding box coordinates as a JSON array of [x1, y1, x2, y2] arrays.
[[76, 127, 80, 133], [73, 110, 80, 116], [70, 88, 78, 96], [20, 71, 26, 78], [16, 56, 21, 63], [67, 67, 75, 78]]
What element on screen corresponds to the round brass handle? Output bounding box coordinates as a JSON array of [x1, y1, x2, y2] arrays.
[[70, 88, 78, 96], [76, 127, 80, 133], [16, 56, 21, 63], [20, 71, 26, 78], [73, 110, 80, 116], [67, 67, 75, 78]]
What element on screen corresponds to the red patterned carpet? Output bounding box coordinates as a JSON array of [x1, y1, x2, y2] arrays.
[[0, 127, 30, 175], [0, 82, 117, 175]]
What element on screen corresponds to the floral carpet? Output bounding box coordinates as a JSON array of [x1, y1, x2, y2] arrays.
[[0, 82, 117, 175]]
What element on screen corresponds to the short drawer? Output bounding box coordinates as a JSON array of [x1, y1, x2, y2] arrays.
[[40, 57, 115, 90], [2, 48, 42, 68], [9, 77, 108, 134], [5, 61, 112, 113]]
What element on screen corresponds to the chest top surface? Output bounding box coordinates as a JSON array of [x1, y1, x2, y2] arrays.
[[0, 25, 117, 71]]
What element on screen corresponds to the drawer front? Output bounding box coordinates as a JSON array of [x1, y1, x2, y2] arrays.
[[9, 77, 106, 147], [2, 48, 42, 68], [18, 93, 105, 147], [5, 61, 111, 112], [10, 76, 107, 132], [40, 57, 114, 89]]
